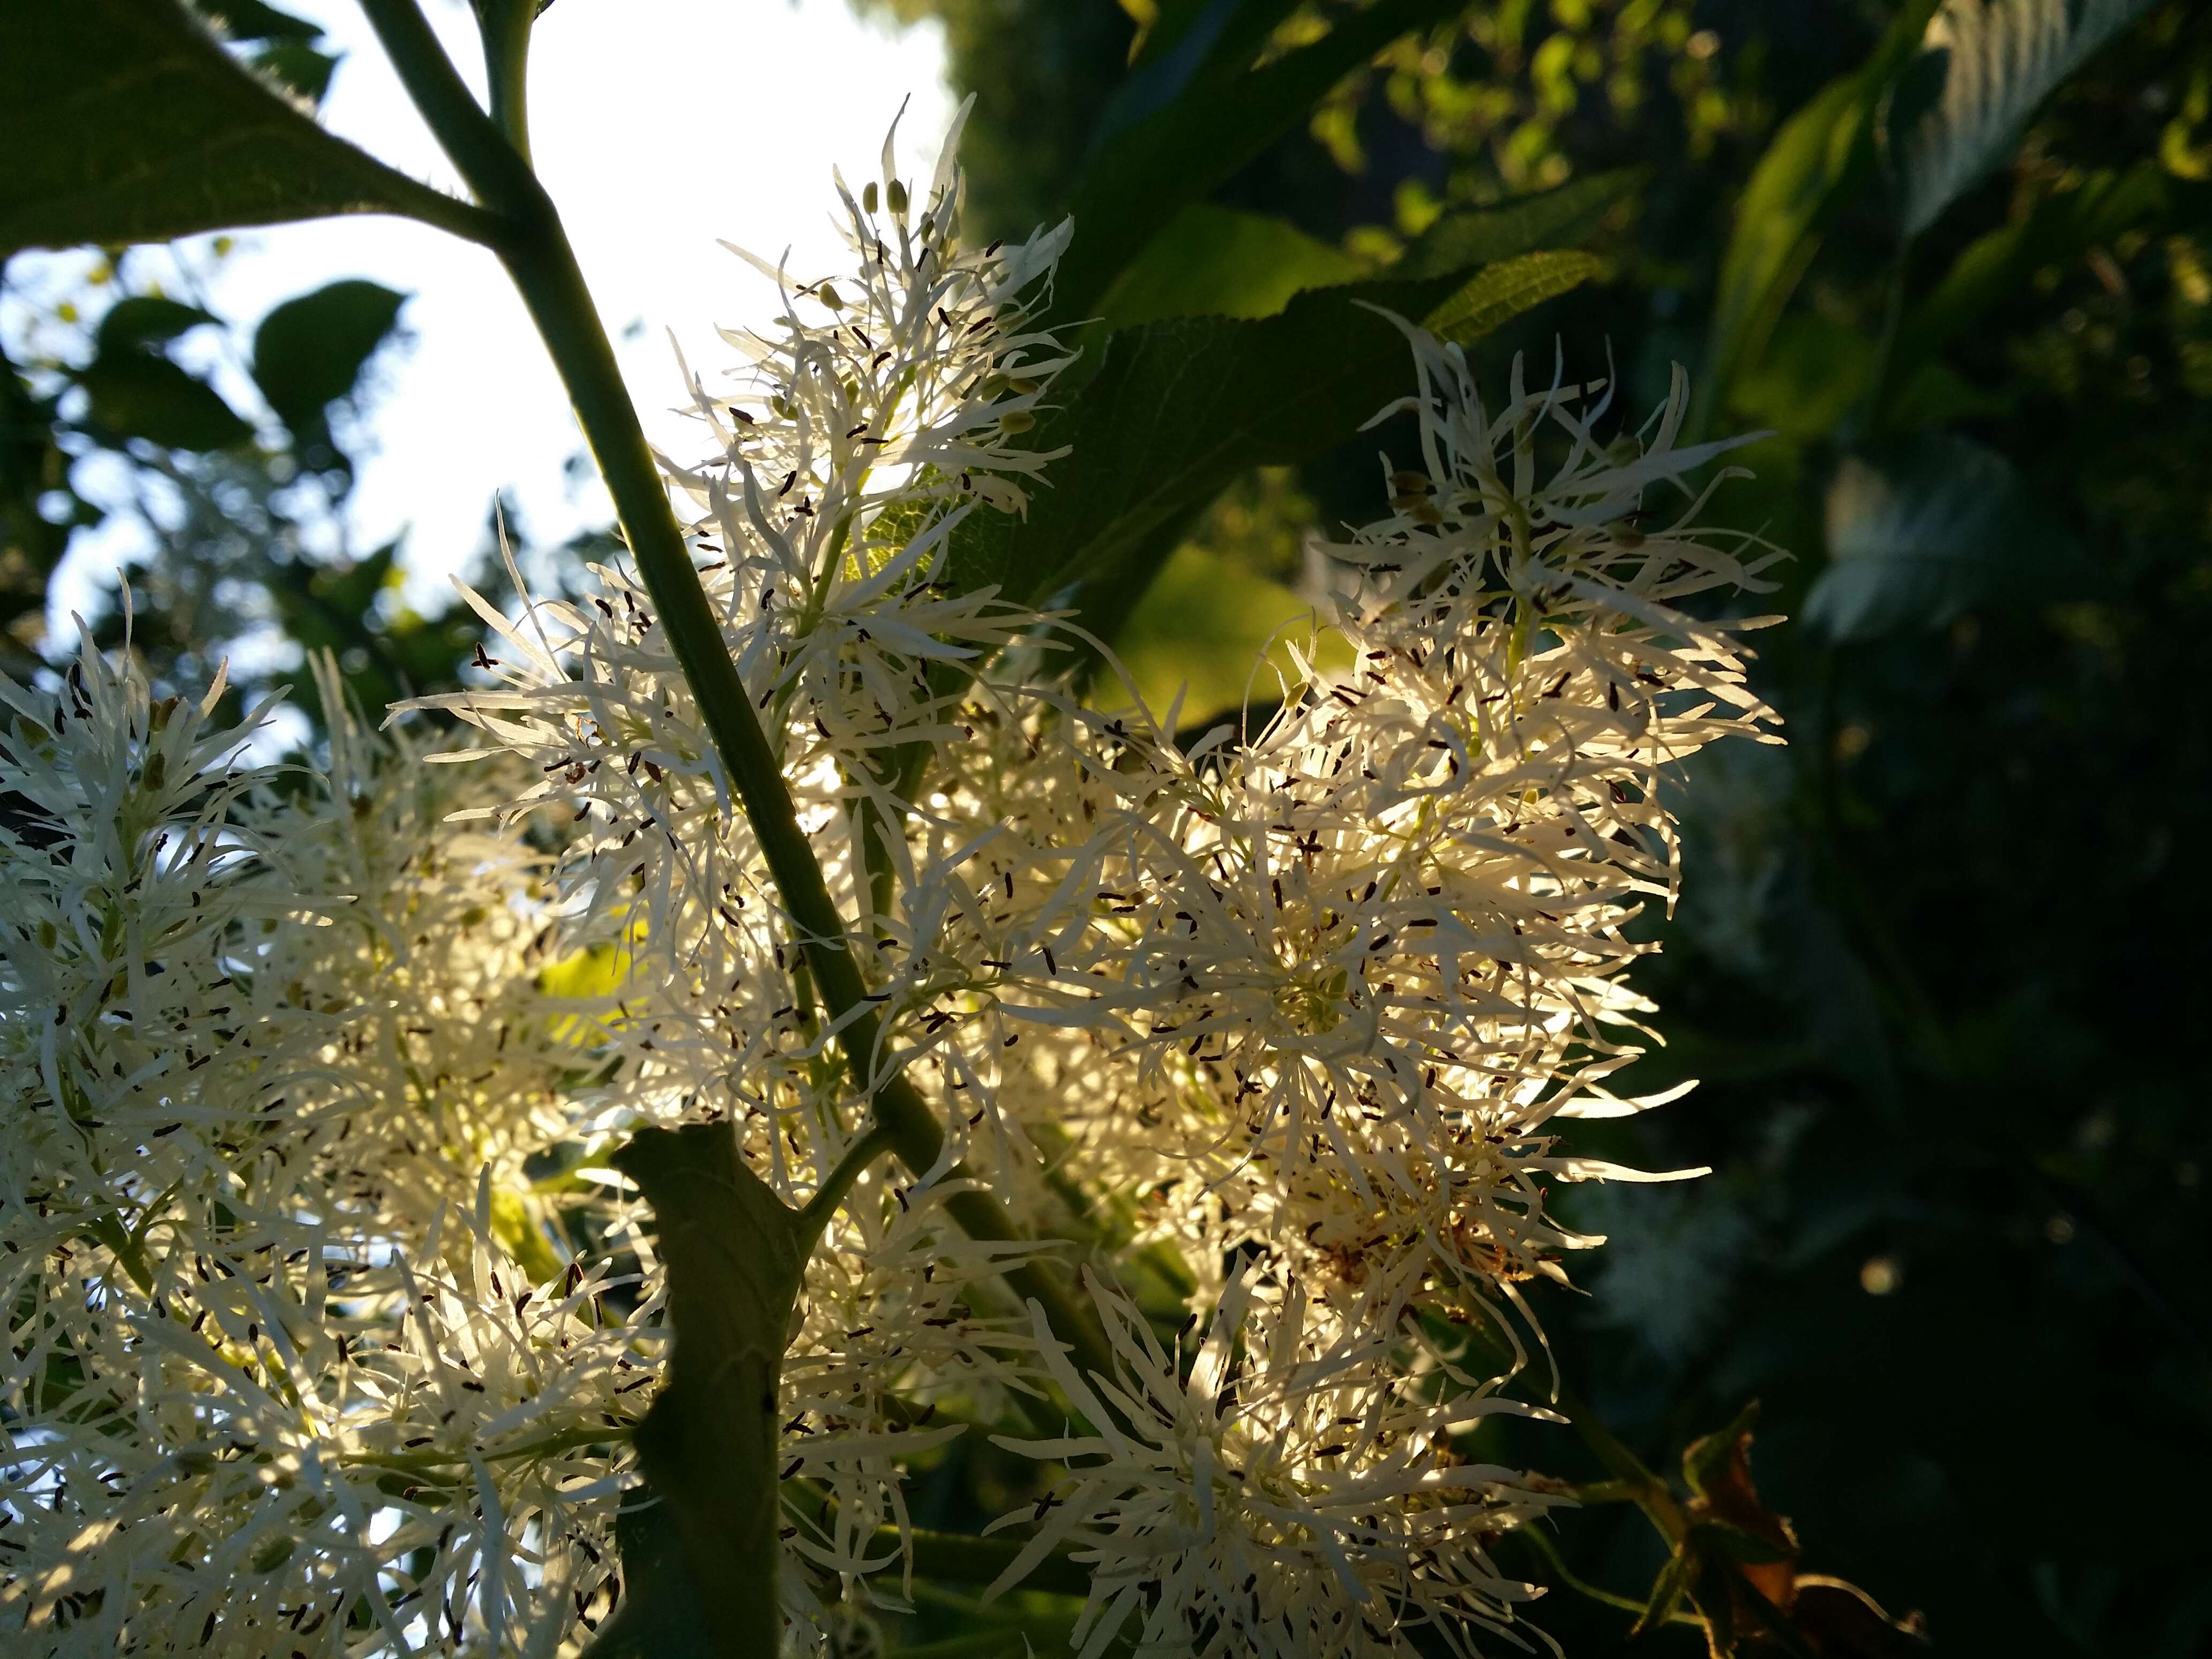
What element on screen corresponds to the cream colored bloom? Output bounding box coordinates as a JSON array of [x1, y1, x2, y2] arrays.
[[992, 1268, 1558, 1658]]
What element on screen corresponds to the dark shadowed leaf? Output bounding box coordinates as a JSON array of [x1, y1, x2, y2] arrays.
[[1091, 0, 1301, 145], [73, 354, 252, 452], [251, 278, 408, 448], [1050, 0, 1467, 320], [0, 0, 466, 255], [1631, 1543, 1696, 1639], [250, 38, 338, 104], [1684, 1399, 1765, 1502], [1, 346, 92, 640], [192, 0, 321, 42], [194, 0, 339, 104], [94, 296, 222, 355], [1730, 313, 1874, 441], [950, 256, 1594, 623], [954, 178, 1625, 626], [1807, 432, 2091, 641]]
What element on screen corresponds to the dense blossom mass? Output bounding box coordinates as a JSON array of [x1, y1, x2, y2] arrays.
[[1, 113, 1779, 1657]]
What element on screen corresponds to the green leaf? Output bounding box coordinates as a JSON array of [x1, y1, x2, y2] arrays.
[[1391, 168, 1639, 282], [1050, 0, 1466, 321], [95, 295, 221, 355], [1425, 250, 1606, 346], [952, 256, 1592, 619], [1630, 1543, 1695, 1639], [251, 278, 408, 448], [0, 0, 475, 256], [1105, 542, 1350, 727], [608, 1123, 811, 1659], [250, 38, 338, 105], [1, 344, 91, 634], [73, 352, 252, 451], [1896, 0, 2162, 240], [1701, 0, 1940, 425], [958, 184, 1618, 622], [1096, 204, 1367, 327], [1806, 432, 2090, 641], [1093, 0, 1301, 142], [192, 0, 322, 42]]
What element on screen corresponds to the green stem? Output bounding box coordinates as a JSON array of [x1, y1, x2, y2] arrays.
[[1553, 1379, 1688, 1543], [796, 1124, 894, 1235], [474, 0, 537, 166], [342, 1421, 630, 1474], [356, 0, 1115, 1378], [81, 1213, 154, 1297], [1512, 1525, 1705, 1628]]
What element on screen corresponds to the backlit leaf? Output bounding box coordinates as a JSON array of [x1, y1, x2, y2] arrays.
[[1425, 251, 1606, 346], [1096, 204, 1367, 327], [1896, 0, 2161, 239], [1392, 169, 1638, 282]]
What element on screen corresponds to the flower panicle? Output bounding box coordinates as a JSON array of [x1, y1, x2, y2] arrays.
[[3, 110, 1792, 1659]]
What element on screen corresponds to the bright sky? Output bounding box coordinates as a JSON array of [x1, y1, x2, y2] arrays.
[[40, 0, 954, 616]]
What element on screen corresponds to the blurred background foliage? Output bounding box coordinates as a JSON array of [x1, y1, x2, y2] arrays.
[[5, 0, 2210, 1651]]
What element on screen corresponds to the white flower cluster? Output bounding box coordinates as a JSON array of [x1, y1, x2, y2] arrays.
[[993, 1268, 1560, 1659], [1, 656, 644, 1656], [3, 114, 1782, 1658]]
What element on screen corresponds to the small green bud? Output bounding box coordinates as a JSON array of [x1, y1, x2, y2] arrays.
[[999, 409, 1035, 435], [143, 752, 167, 793], [863, 181, 879, 214], [886, 178, 909, 218], [817, 282, 844, 310]]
